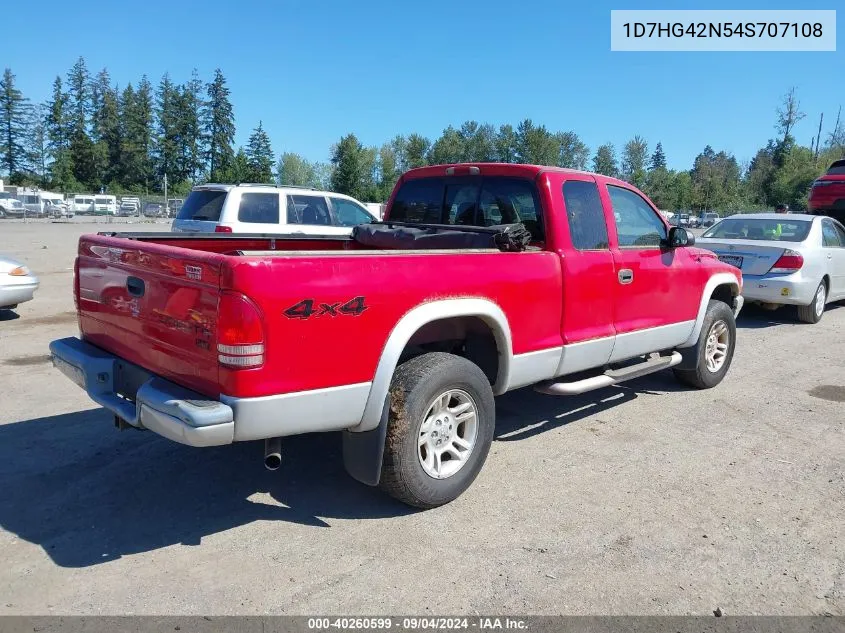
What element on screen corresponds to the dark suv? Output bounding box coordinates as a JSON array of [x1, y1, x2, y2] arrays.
[[809, 158, 845, 223]]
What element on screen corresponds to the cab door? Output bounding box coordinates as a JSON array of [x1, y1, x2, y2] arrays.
[[555, 174, 616, 374], [600, 182, 702, 362]]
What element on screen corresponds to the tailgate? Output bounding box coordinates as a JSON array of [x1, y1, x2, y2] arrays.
[[77, 235, 224, 396]]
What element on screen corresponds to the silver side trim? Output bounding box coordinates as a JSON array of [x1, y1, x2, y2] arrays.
[[556, 336, 615, 377], [222, 382, 372, 441], [609, 320, 695, 363], [351, 298, 514, 433], [506, 347, 563, 390]]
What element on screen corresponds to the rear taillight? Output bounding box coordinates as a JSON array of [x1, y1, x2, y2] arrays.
[[73, 257, 80, 309], [217, 292, 264, 368], [214, 225, 233, 233], [770, 249, 804, 274]]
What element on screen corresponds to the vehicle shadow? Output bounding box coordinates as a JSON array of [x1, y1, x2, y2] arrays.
[[736, 300, 843, 329], [0, 308, 21, 321], [0, 370, 686, 568], [495, 369, 686, 441]]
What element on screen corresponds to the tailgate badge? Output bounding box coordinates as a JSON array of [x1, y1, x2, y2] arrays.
[[185, 265, 202, 280]]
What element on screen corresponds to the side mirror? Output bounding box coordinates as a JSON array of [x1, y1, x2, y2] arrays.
[[668, 226, 695, 247]]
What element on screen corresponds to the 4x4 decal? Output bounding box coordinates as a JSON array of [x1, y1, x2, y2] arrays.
[[284, 296, 368, 320]]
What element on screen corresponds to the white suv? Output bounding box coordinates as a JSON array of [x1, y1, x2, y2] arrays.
[[171, 184, 377, 235]]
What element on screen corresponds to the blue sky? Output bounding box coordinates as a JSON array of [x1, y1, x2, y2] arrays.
[[4, 0, 843, 170]]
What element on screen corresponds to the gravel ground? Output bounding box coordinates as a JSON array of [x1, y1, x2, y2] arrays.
[[0, 221, 842, 616]]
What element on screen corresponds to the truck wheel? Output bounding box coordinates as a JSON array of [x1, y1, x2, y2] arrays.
[[673, 300, 736, 390], [796, 281, 826, 324], [379, 352, 495, 508]]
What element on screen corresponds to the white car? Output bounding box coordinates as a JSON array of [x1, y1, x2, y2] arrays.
[[698, 213, 845, 323], [171, 184, 377, 236], [0, 255, 39, 310]]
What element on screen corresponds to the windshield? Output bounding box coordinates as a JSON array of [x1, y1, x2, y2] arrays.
[[176, 190, 227, 221], [703, 218, 811, 242]]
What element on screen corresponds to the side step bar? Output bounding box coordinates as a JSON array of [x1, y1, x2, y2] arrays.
[[534, 352, 683, 396]]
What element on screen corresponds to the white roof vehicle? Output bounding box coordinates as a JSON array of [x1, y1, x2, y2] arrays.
[[171, 184, 377, 236], [698, 213, 845, 323]]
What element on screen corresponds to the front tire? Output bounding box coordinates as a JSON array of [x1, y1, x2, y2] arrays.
[[379, 352, 495, 508], [797, 281, 826, 324], [673, 300, 737, 389]]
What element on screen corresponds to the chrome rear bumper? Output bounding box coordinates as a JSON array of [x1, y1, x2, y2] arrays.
[[49, 337, 234, 447]]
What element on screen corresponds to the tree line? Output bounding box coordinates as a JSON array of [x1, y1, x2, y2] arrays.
[[1, 60, 843, 211]]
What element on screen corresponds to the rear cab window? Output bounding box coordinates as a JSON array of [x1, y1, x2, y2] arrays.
[[176, 190, 227, 221], [389, 176, 544, 241]]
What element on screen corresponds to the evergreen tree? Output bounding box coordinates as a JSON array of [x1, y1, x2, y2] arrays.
[[154, 73, 182, 183], [91, 69, 121, 187], [650, 142, 667, 171], [244, 121, 274, 182], [180, 70, 206, 182], [66, 57, 90, 137], [204, 68, 235, 180], [331, 133, 367, 199], [593, 143, 618, 177], [45, 76, 75, 189], [0, 68, 33, 180]]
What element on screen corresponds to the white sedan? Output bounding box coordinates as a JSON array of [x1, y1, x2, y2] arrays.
[[0, 255, 39, 310], [698, 213, 845, 323]]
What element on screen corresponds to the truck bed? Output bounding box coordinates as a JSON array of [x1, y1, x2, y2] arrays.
[[76, 231, 562, 402]]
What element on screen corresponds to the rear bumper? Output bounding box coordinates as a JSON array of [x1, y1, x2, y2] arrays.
[[49, 337, 372, 447], [49, 337, 235, 447], [741, 274, 817, 306]]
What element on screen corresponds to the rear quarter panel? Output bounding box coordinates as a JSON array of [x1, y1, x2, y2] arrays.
[[220, 251, 563, 398]]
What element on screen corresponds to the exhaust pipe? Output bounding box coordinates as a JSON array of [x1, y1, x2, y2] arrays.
[[264, 437, 282, 471]]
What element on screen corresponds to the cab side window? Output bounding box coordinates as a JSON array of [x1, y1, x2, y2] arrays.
[[607, 186, 667, 247], [563, 180, 609, 250]]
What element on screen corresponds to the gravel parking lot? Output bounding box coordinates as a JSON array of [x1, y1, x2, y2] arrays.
[[0, 221, 843, 616]]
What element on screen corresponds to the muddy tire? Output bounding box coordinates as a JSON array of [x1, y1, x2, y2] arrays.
[[379, 352, 495, 508], [797, 281, 826, 324], [673, 300, 736, 389]]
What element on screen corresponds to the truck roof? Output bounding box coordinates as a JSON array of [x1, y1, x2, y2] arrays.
[[401, 162, 633, 188]]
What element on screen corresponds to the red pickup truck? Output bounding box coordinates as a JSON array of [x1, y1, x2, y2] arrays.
[[50, 163, 743, 508]]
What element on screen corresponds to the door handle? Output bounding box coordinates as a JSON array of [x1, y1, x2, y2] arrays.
[[618, 269, 634, 284]]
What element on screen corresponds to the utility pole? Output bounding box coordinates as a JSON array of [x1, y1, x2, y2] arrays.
[[163, 173, 168, 218]]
